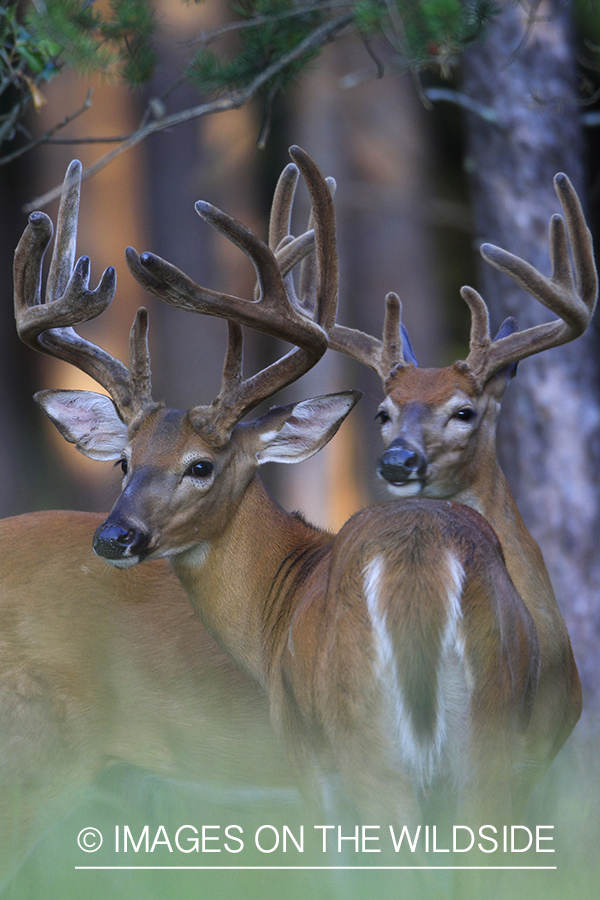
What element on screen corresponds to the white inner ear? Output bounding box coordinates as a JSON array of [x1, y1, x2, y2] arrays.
[[35, 389, 128, 461], [256, 394, 355, 465]]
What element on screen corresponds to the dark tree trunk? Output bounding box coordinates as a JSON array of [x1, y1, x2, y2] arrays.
[[461, 0, 600, 712], [0, 152, 78, 515]]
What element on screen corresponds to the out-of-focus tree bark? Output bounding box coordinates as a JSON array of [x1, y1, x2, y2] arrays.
[[0, 154, 57, 516], [141, 2, 264, 415], [461, 0, 600, 711]]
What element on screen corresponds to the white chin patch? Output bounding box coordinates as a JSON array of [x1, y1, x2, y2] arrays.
[[384, 481, 423, 498], [176, 541, 211, 568], [103, 556, 141, 569]]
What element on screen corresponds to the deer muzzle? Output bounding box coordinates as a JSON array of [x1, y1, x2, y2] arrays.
[[93, 519, 151, 568], [377, 439, 426, 486]]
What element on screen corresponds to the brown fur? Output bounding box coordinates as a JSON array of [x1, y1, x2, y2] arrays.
[[0, 511, 291, 885], [35, 397, 543, 831], [379, 360, 582, 788], [167, 475, 539, 826]]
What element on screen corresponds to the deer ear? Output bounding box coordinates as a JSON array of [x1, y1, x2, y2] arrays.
[[34, 389, 128, 461], [250, 391, 361, 465], [401, 323, 418, 366], [485, 316, 519, 397]]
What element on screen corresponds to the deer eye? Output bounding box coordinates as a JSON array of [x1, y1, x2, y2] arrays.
[[454, 407, 476, 422], [186, 460, 214, 480], [375, 409, 390, 425]]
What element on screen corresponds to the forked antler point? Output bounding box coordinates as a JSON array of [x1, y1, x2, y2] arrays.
[[464, 173, 597, 383]]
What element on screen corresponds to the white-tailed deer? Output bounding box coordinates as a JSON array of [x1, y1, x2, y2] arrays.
[[0, 512, 293, 886], [322, 173, 595, 775], [23, 147, 541, 828], [2, 160, 315, 886]]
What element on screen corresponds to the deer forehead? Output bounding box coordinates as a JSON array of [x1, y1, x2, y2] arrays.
[[385, 366, 478, 406], [383, 366, 479, 418], [127, 407, 230, 466]]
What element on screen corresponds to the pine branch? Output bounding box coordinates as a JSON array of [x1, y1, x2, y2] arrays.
[[23, 12, 354, 212], [0, 89, 93, 165], [187, 1, 354, 48]]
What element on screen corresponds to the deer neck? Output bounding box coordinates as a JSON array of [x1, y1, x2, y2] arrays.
[[170, 476, 329, 688], [453, 440, 555, 608]]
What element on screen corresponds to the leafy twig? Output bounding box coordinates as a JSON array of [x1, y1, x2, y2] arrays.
[[423, 87, 498, 122], [186, 1, 353, 48], [0, 89, 93, 165]]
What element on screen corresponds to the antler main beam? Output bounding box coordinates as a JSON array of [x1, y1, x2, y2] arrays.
[[461, 173, 597, 384], [315, 172, 596, 390], [14, 160, 155, 424], [127, 146, 339, 434]]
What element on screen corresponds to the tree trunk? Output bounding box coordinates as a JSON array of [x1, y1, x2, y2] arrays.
[[461, 0, 600, 712]]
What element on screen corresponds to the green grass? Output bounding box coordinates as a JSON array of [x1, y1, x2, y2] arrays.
[[4, 733, 599, 900]]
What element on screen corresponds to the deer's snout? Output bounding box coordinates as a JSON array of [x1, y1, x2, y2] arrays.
[[378, 440, 426, 485], [93, 519, 151, 567]]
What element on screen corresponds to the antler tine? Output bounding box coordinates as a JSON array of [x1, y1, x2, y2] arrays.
[[327, 292, 408, 382], [263, 162, 336, 318], [289, 175, 337, 316], [204, 318, 302, 438], [463, 173, 598, 384], [265, 168, 411, 380], [459, 284, 492, 360], [268, 162, 300, 250], [128, 147, 339, 435], [253, 161, 307, 307], [289, 146, 339, 336], [14, 160, 154, 424], [125, 202, 326, 350]]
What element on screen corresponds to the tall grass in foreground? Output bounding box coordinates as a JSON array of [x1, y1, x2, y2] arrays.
[[3, 732, 598, 900]]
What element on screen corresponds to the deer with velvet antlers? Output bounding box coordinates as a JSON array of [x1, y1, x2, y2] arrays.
[[2, 166, 300, 884], [18, 148, 541, 827], [321, 173, 595, 781]]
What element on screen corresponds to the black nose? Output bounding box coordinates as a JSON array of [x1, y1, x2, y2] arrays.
[[93, 521, 150, 561], [378, 443, 425, 484]]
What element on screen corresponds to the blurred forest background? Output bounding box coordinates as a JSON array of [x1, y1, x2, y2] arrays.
[[1, 2, 600, 898]]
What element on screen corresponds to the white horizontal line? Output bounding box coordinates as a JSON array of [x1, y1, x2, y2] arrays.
[[75, 865, 557, 871]]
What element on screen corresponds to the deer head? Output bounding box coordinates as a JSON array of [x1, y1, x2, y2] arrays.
[[326, 174, 597, 504]]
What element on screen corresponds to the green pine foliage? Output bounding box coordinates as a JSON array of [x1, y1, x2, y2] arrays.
[[1, 3, 59, 84], [0, 0, 500, 155], [187, 0, 499, 95], [353, 1, 387, 37], [4, 0, 500, 101], [396, 0, 498, 66], [1, 0, 158, 151], [187, 0, 326, 95], [1, 2, 60, 144], [24, 0, 157, 85]]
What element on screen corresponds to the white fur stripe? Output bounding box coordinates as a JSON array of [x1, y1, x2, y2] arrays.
[[363, 555, 435, 787], [362, 551, 470, 790], [433, 553, 470, 787]]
